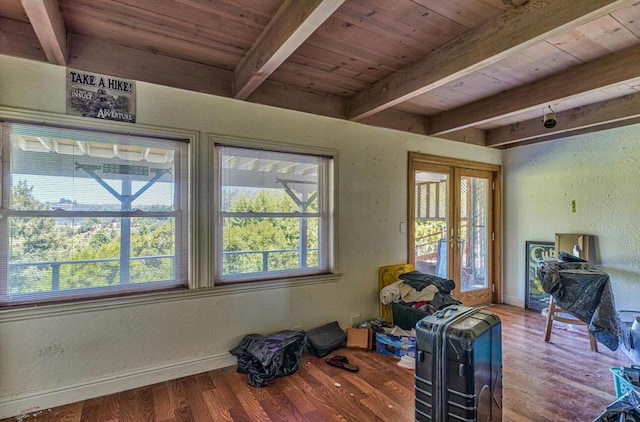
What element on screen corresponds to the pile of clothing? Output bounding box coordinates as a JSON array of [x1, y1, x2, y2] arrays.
[[380, 270, 461, 314]]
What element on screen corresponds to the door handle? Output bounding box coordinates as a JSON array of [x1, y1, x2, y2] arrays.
[[450, 228, 464, 248]]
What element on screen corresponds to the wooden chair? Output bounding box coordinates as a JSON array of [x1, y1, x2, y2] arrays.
[[544, 296, 598, 352]]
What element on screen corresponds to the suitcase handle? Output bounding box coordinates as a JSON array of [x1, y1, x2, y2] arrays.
[[435, 306, 460, 319]]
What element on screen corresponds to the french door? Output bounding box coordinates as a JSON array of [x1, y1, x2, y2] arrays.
[[408, 153, 501, 306]]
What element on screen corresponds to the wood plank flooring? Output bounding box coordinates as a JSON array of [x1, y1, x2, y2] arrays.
[[3, 305, 634, 421]]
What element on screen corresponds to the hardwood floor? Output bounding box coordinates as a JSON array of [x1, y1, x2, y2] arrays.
[[3, 305, 634, 422]]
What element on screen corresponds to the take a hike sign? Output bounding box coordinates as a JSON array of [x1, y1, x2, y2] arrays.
[[66, 68, 136, 123]]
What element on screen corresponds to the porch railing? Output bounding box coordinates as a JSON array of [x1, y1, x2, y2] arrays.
[[223, 248, 318, 273], [8, 255, 174, 290], [8, 248, 318, 291]]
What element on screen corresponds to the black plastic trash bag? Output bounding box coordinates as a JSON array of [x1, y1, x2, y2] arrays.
[[229, 330, 306, 387], [593, 390, 640, 422]]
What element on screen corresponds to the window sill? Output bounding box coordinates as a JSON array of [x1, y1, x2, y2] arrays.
[[0, 273, 342, 323]]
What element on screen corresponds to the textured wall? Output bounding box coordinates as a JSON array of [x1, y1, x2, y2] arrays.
[[502, 128, 640, 311]]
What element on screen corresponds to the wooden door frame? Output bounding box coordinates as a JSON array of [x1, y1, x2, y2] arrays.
[[408, 152, 502, 304]]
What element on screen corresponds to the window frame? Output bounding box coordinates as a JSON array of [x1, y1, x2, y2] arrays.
[[210, 134, 338, 286], [0, 118, 192, 307]]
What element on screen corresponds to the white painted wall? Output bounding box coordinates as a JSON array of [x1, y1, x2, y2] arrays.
[[502, 128, 640, 311], [0, 55, 501, 417]]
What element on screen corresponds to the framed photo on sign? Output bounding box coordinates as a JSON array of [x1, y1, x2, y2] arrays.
[[525, 241, 555, 312]]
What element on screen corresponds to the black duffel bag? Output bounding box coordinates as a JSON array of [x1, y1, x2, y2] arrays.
[[306, 321, 346, 357], [230, 330, 306, 387]]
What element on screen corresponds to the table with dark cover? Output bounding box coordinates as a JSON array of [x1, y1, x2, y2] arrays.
[[537, 261, 620, 351]]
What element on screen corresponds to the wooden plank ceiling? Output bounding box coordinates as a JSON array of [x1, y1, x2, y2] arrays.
[[2, 0, 640, 148]]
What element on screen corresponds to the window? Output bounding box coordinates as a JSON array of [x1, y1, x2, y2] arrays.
[[214, 145, 333, 284], [0, 122, 189, 305]]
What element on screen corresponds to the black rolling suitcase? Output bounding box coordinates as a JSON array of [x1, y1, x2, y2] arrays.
[[415, 306, 502, 422]]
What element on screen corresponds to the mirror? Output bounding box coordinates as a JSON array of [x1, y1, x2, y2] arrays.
[[555, 233, 591, 261]]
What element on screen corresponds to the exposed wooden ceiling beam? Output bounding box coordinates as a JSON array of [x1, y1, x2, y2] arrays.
[[0, 16, 47, 61], [3, 18, 428, 138], [498, 117, 640, 149], [428, 44, 640, 135], [68, 34, 232, 97], [358, 109, 428, 136], [486, 93, 640, 147], [437, 128, 487, 147], [233, 0, 345, 100], [347, 0, 634, 121], [248, 84, 436, 137], [246, 80, 346, 119], [20, 0, 67, 65]]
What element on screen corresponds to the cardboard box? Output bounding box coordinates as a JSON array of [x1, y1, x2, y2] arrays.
[[375, 332, 416, 358], [347, 327, 372, 349]]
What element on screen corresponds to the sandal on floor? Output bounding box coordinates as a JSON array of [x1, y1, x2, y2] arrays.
[[326, 355, 359, 372]]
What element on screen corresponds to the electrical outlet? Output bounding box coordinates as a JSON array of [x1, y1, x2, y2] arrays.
[[350, 314, 361, 327]]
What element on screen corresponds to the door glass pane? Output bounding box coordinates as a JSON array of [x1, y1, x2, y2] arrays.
[[414, 171, 448, 277], [460, 176, 489, 292]]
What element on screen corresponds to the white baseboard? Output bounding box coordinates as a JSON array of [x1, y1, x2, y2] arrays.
[[502, 295, 525, 308], [0, 352, 237, 419]]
